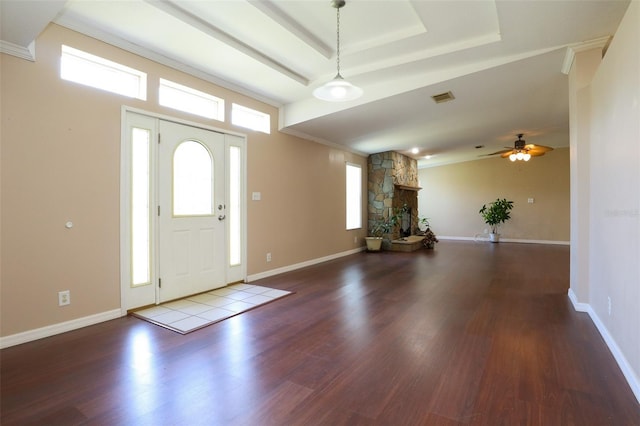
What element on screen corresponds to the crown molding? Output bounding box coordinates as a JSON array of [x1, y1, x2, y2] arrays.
[[561, 36, 611, 75], [278, 125, 368, 158], [0, 40, 35, 61]]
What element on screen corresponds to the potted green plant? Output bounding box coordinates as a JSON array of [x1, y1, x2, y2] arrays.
[[417, 216, 430, 233], [479, 198, 514, 243], [416, 216, 438, 248], [365, 213, 399, 251], [365, 219, 387, 251]]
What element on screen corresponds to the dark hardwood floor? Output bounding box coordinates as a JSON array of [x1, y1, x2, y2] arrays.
[[2, 241, 639, 425]]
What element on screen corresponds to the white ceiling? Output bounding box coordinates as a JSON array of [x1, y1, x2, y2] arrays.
[[1, 0, 630, 167]]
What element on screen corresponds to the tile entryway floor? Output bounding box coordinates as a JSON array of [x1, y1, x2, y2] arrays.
[[132, 283, 292, 334]]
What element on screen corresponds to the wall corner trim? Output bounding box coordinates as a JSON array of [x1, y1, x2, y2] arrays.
[[561, 35, 611, 74], [567, 290, 640, 405], [567, 288, 590, 312], [0, 309, 124, 349]]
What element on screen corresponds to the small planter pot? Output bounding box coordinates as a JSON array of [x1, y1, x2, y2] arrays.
[[365, 237, 383, 251], [489, 233, 500, 243]]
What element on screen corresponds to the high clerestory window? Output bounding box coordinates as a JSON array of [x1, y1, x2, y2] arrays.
[[60, 45, 147, 100], [159, 79, 224, 121], [231, 103, 270, 134]]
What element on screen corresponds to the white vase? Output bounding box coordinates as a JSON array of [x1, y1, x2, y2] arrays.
[[489, 233, 500, 243]]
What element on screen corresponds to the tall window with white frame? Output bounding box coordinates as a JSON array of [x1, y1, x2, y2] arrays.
[[229, 146, 242, 266], [346, 163, 362, 230], [131, 127, 151, 286]]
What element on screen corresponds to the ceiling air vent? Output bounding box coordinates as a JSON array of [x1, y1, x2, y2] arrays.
[[431, 91, 455, 104]]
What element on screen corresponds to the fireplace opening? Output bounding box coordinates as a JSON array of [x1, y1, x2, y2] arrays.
[[400, 207, 411, 237]]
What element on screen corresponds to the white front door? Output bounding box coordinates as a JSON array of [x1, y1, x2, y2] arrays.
[[157, 120, 226, 302]]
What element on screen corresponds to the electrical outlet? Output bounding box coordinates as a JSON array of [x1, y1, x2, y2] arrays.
[[354, 236, 358, 243], [608, 296, 612, 316], [266, 252, 272, 262], [58, 290, 70, 306]]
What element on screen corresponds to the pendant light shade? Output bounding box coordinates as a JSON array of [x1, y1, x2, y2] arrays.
[[313, 74, 363, 102], [313, 0, 362, 102]]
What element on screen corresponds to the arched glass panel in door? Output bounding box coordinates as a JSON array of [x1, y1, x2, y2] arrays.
[[173, 140, 213, 216]]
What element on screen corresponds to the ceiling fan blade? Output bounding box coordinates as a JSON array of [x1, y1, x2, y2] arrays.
[[524, 144, 553, 153], [482, 149, 512, 157], [482, 141, 554, 159]]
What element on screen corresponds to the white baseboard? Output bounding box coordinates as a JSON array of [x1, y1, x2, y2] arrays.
[[0, 309, 124, 349], [567, 288, 590, 312], [247, 247, 365, 282], [567, 289, 640, 404], [246, 239, 569, 284], [438, 235, 570, 245], [1, 247, 366, 348]]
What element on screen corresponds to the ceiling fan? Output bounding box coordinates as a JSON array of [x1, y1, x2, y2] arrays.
[[486, 134, 554, 161]]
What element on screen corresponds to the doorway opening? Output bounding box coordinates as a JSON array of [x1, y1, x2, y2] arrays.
[[120, 110, 246, 312]]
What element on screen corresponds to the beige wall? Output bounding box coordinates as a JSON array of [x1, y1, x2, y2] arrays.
[[568, 47, 602, 305], [0, 24, 367, 337], [417, 148, 570, 242], [587, 1, 639, 398]]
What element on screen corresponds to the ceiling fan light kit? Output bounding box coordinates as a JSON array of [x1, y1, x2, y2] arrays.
[[488, 134, 553, 162], [509, 151, 531, 162], [313, 0, 362, 102], [509, 134, 531, 161]]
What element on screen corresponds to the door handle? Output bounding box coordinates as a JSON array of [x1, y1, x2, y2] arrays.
[[218, 215, 226, 221]]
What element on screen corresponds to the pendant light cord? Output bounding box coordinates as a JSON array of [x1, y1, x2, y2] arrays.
[[336, 5, 341, 77], [313, 0, 362, 101]]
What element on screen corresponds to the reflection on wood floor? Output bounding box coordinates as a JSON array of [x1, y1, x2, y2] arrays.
[[2, 241, 639, 425]]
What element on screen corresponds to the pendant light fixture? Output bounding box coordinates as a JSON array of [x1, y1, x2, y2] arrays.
[[313, 0, 363, 102]]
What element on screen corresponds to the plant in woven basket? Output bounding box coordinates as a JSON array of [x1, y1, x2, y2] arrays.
[[422, 227, 438, 249]]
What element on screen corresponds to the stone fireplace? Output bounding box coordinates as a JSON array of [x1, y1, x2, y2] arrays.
[[367, 151, 421, 247]]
